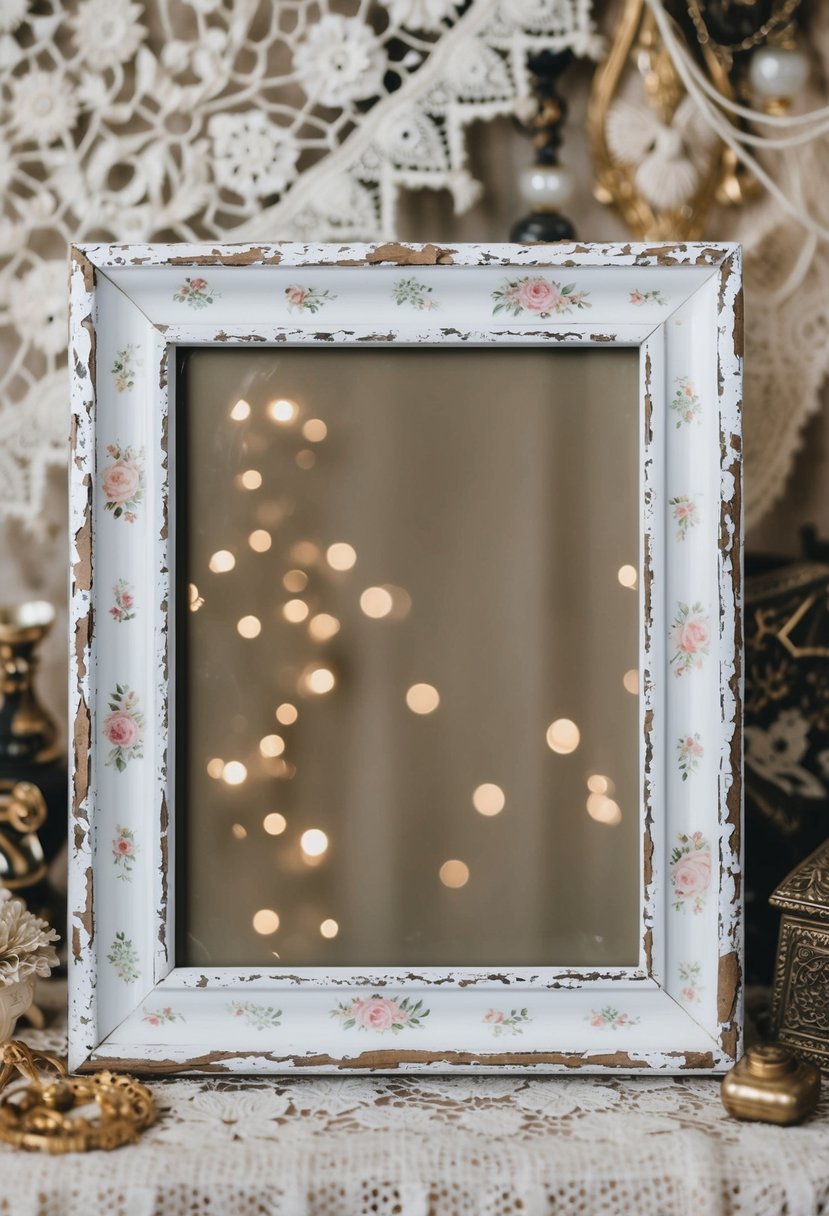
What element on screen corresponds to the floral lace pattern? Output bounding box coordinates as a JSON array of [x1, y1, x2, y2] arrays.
[[0, 0, 598, 529]]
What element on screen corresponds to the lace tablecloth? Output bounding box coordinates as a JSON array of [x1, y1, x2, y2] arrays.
[[4, 1008, 829, 1216]]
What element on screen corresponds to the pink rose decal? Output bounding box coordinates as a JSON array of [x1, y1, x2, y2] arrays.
[[331, 993, 429, 1033], [173, 277, 218, 309], [484, 1007, 531, 1036], [493, 276, 590, 318], [669, 495, 699, 541], [483, 1009, 505, 1025], [101, 445, 144, 521], [112, 824, 138, 879], [285, 284, 335, 314], [110, 578, 136, 622], [670, 603, 711, 676], [142, 1006, 182, 1026], [671, 833, 712, 914], [677, 732, 703, 781], [103, 687, 144, 772], [587, 1006, 641, 1030], [678, 962, 703, 1003], [517, 277, 562, 314]]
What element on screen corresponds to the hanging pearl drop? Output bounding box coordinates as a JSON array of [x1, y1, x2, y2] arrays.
[[749, 45, 809, 108], [518, 164, 575, 212]]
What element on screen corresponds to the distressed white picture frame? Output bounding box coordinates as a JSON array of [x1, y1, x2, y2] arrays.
[[68, 241, 743, 1076]]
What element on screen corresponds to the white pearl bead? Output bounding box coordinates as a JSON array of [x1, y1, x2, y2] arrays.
[[749, 45, 809, 101], [518, 164, 574, 211]]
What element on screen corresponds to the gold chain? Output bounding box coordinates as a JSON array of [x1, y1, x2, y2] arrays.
[[686, 0, 802, 53]]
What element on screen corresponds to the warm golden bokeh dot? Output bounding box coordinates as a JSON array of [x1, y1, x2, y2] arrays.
[[188, 583, 204, 612], [326, 542, 357, 571], [360, 586, 394, 618], [252, 908, 280, 935], [304, 666, 335, 695], [320, 918, 339, 939], [268, 398, 296, 423], [240, 469, 262, 490], [230, 398, 251, 421], [546, 718, 580, 754], [248, 529, 272, 553], [237, 615, 261, 639], [222, 760, 247, 785], [300, 828, 329, 857], [296, 449, 316, 470], [283, 569, 308, 593], [472, 783, 505, 817], [275, 702, 298, 726], [586, 794, 622, 826], [259, 734, 285, 758], [623, 669, 639, 695], [290, 541, 320, 565], [263, 812, 287, 836], [309, 613, 340, 641], [231, 823, 247, 840], [439, 859, 470, 889], [617, 564, 637, 589], [406, 683, 440, 714], [587, 774, 613, 795], [303, 418, 328, 442], [208, 550, 235, 574], [283, 598, 309, 623], [206, 757, 224, 779]]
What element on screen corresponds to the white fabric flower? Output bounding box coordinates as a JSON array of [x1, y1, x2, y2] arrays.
[[7, 71, 78, 145], [383, 0, 459, 32], [0, 0, 27, 33], [150, 1089, 292, 1145], [746, 708, 826, 798], [208, 113, 300, 200], [10, 261, 69, 358], [293, 15, 386, 108], [0, 889, 59, 988], [68, 0, 147, 66]]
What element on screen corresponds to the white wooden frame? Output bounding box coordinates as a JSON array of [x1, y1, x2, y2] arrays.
[[68, 241, 743, 1075]]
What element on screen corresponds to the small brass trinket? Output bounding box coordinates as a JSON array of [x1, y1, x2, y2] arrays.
[[721, 1044, 820, 1125]]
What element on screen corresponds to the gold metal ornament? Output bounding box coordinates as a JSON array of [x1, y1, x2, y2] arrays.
[[0, 1040, 155, 1153], [770, 837, 829, 1071], [721, 1043, 820, 1124], [587, 0, 742, 238]]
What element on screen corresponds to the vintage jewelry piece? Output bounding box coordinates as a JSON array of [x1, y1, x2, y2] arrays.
[[721, 1043, 820, 1123], [0, 1040, 155, 1153], [770, 837, 829, 1071], [510, 49, 578, 242]]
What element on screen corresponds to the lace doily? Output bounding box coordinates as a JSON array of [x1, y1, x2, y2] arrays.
[[0, 0, 599, 528], [7, 1012, 829, 1216]]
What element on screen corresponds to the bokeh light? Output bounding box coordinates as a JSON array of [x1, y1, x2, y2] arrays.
[[439, 859, 470, 889], [326, 542, 357, 571], [309, 613, 340, 641], [263, 812, 287, 836], [237, 615, 261, 639], [406, 684, 440, 714], [259, 734, 285, 757], [275, 703, 298, 726], [320, 918, 339, 939], [283, 599, 309, 623], [546, 718, 580, 754], [617, 565, 637, 589], [248, 529, 272, 553], [472, 783, 505, 817], [230, 398, 250, 421], [360, 586, 394, 618], [301, 828, 329, 857], [209, 550, 235, 574], [303, 419, 328, 442], [222, 761, 247, 785], [268, 398, 296, 423], [252, 909, 280, 935]]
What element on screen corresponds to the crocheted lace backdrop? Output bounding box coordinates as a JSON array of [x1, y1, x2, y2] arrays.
[[0, 0, 600, 526]]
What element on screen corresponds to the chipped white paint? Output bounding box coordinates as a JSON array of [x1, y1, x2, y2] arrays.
[[68, 242, 743, 1075]]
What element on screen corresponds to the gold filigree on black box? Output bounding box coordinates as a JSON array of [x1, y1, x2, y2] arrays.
[[771, 839, 829, 1071]]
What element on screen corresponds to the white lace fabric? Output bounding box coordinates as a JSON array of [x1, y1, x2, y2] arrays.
[[3, 1015, 828, 1215]]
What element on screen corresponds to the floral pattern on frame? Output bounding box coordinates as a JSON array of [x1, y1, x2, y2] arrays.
[[669, 495, 699, 541], [392, 278, 438, 311], [587, 1007, 641, 1030], [492, 276, 590, 318], [670, 602, 711, 677], [677, 733, 703, 781], [284, 285, 336, 314], [110, 578, 136, 623], [678, 962, 703, 1004], [670, 377, 701, 427], [331, 995, 430, 1033], [107, 932, 139, 984], [101, 444, 144, 522], [229, 1001, 283, 1030], [103, 686, 144, 772], [670, 832, 712, 914], [483, 1008, 532, 1037], [143, 1006, 183, 1026], [173, 277, 219, 308], [111, 345, 139, 393], [629, 289, 666, 306], [112, 824, 138, 879]]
